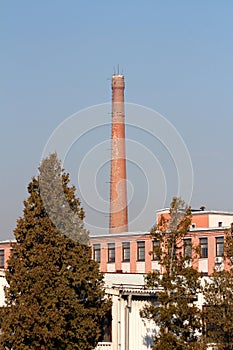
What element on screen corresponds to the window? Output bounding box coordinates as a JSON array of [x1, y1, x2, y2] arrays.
[[93, 244, 101, 263], [184, 238, 192, 258], [218, 221, 223, 227], [169, 238, 177, 260], [0, 250, 4, 268], [199, 238, 208, 258], [216, 236, 224, 257], [152, 240, 160, 260], [108, 243, 115, 263], [191, 223, 196, 229], [122, 242, 130, 262], [137, 241, 145, 261]]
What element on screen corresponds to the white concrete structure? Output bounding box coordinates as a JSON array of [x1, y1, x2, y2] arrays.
[[99, 273, 158, 350], [96, 274, 216, 350], [0, 270, 7, 307]]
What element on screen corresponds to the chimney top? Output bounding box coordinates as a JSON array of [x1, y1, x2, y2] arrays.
[[112, 74, 125, 89]]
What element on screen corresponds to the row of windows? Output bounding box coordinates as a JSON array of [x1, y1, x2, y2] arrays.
[[172, 237, 224, 259], [93, 241, 148, 263], [199, 236, 224, 258], [191, 221, 223, 229], [175, 237, 224, 259], [0, 237, 225, 268], [93, 236, 224, 263], [94, 240, 171, 263]]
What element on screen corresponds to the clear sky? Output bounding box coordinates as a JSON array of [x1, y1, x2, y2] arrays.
[[1, 1, 233, 239]]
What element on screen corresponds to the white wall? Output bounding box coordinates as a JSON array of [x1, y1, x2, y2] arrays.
[[129, 299, 157, 350], [209, 214, 233, 228], [0, 271, 7, 306], [136, 262, 145, 273], [198, 259, 208, 274], [104, 274, 157, 350]]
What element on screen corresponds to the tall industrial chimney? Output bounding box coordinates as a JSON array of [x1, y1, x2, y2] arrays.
[[109, 74, 128, 233]]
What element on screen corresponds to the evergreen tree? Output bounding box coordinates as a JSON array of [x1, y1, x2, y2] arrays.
[[141, 197, 205, 350], [203, 228, 233, 350], [0, 153, 108, 350]]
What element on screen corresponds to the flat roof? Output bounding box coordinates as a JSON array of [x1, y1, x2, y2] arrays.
[[157, 208, 233, 216], [90, 231, 150, 239]]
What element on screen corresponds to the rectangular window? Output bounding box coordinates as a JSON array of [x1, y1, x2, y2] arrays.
[[199, 238, 208, 258], [137, 241, 145, 261], [216, 236, 224, 257], [169, 239, 177, 260], [152, 240, 160, 260], [0, 250, 4, 268], [122, 242, 130, 262], [93, 244, 101, 263], [184, 238, 192, 258], [108, 243, 115, 263]]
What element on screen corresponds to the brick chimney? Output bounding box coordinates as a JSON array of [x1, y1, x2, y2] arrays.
[[109, 74, 128, 233]]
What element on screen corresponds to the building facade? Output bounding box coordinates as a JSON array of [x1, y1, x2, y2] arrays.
[[90, 208, 233, 349], [91, 209, 233, 276], [0, 208, 232, 349]]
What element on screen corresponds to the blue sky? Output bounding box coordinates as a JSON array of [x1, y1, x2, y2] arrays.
[[1, 1, 233, 239]]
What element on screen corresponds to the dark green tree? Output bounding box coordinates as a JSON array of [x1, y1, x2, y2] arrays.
[[203, 228, 233, 350], [0, 153, 109, 350], [141, 197, 205, 350]]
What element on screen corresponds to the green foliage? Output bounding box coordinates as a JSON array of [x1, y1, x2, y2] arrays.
[[0, 153, 109, 350], [203, 229, 233, 350], [141, 197, 205, 350], [203, 271, 233, 350], [225, 224, 233, 265]]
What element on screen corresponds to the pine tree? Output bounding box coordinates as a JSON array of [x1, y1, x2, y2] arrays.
[[0, 153, 109, 350], [203, 228, 233, 350], [141, 197, 205, 350]]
